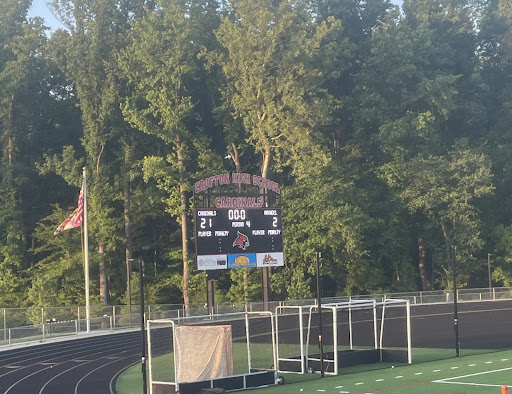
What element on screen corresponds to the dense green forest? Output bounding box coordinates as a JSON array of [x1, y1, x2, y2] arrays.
[[1, 0, 511, 309]]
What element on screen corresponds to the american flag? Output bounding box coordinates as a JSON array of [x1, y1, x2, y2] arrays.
[[54, 181, 84, 235]]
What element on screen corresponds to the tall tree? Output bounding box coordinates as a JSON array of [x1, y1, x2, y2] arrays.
[[213, 0, 345, 179], [120, 0, 223, 312], [384, 140, 494, 287], [0, 2, 53, 305], [49, 0, 146, 304]]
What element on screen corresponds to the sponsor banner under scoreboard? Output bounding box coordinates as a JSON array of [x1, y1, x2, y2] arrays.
[[197, 252, 284, 270], [197, 255, 228, 270], [227, 253, 257, 269], [256, 252, 284, 267]]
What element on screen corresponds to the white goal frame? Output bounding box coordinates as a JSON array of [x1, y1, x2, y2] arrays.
[[275, 298, 411, 375], [146, 311, 277, 394]]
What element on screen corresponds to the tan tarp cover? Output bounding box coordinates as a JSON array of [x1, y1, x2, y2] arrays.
[[175, 325, 234, 383]]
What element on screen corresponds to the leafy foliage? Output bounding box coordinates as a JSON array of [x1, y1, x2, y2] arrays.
[[0, 0, 510, 308]]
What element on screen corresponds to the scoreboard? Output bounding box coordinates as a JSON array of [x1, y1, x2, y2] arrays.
[[194, 208, 283, 270]]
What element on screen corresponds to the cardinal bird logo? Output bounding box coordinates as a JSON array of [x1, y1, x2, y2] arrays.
[[233, 231, 250, 250]]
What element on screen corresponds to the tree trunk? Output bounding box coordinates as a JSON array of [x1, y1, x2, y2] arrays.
[[231, 142, 241, 175], [261, 150, 271, 307], [124, 172, 133, 308], [99, 242, 108, 304], [176, 137, 190, 314], [418, 235, 429, 290], [7, 95, 14, 166], [230, 143, 249, 301]]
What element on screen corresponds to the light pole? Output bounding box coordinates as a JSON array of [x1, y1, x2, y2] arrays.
[[127, 256, 132, 319], [129, 258, 147, 394], [316, 252, 324, 377], [452, 246, 460, 357], [488, 253, 493, 292], [139, 258, 148, 394]]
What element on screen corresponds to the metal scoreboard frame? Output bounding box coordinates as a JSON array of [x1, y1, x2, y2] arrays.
[[194, 207, 284, 270]]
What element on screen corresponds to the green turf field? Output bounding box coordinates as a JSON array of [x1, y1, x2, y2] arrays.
[[116, 349, 512, 394]]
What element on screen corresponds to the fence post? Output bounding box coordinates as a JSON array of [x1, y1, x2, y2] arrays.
[[41, 307, 44, 326], [110, 316, 113, 331], [113, 306, 116, 329], [3, 309, 6, 341], [75, 320, 78, 336], [77, 306, 81, 333], [8, 329, 11, 346], [42, 323, 45, 342]]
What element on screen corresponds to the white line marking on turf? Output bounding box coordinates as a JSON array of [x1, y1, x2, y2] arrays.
[[395, 376, 403, 378], [433, 369, 441, 372], [485, 361, 492, 364], [339, 391, 349, 393], [450, 366, 459, 369], [468, 364, 476, 366], [335, 386, 343, 388], [415, 372, 423, 375], [433, 366, 512, 383], [501, 359, 509, 361], [434, 381, 508, 387], [375, 379, 384, 382], [355, 382, 364, 385]]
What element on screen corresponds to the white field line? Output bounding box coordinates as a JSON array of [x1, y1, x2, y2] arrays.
[[433, 366, 512, 386], [435, 382, 510, 387]]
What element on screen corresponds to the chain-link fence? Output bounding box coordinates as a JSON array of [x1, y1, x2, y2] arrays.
[[1, 286, 512, 350]]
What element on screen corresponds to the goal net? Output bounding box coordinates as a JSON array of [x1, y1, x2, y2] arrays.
[[276, 299, 411, 375]]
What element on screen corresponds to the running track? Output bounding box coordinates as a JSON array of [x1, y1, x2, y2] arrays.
[[0, 299, 511, 393], [0, 330, 143, 394]]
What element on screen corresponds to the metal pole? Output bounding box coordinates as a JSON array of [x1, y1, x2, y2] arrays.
[[452, 246, 460, 357], [488, 253, 492, 294], [316, 252, 324, 377], [206, 272, 215, 315], [139, 259, 148, 394], [83, 167, 91, 333], [262, 266, 269, 311], [406, 301, 412, 364], [127, 256, 132, 324]]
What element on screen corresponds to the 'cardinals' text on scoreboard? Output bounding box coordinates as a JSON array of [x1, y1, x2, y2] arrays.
[[194, 208, 284, 270]]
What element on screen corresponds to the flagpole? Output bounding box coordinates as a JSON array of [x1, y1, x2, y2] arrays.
[[83, 167, 91, 333]]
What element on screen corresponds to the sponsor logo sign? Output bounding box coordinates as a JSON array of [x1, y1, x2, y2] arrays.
[[197, 255, 228, 270], [256, 252, 284, 267], [227, 253, 257, 269]]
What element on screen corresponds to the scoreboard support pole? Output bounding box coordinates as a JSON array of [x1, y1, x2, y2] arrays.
[[206, 278, 215, 315], [262, 267, 270, 311], [206, 270, 220, 315]]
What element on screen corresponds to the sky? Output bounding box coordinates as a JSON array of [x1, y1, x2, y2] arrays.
[[28, 0, 67, 31], [28, 0, 404, 33]]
